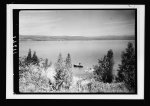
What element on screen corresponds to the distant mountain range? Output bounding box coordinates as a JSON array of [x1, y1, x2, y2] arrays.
[[19, 35, 135, 41]]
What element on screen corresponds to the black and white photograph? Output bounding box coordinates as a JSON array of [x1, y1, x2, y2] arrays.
[[6, 4, 145, 99]]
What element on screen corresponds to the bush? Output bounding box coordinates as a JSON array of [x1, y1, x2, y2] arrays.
[[88, 80, 129, 93], [19, 72, 53, 92]]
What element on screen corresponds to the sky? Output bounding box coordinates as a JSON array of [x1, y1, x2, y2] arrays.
[[19, 10, 135, 37]]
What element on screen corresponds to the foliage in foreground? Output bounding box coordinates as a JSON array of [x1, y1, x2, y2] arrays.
[[19, 53, 73, 92], [19, 65, 129, 93], [87, 79, 129, 93], [19, 57, 129, 93]]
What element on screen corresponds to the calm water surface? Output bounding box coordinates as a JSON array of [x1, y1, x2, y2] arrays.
[[19, 40, 135, 74]]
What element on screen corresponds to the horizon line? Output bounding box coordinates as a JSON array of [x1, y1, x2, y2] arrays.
[[19, 34, 135, 37]]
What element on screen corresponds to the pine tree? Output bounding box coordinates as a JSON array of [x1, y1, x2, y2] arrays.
[[117, 42, 136, 91], [57, 53, 63, 67], [43, 58, 52, 70], [93, 56, 106, 81], [44, 58, 48, 69], [54, 53, 65, 90], [65, 53, 72, 69], [105, 49, 114, 83], [64, 53, 73, 89], [26, 49, 32, 64], [32, 51, 39, 65], [93, 49, 114, 83]]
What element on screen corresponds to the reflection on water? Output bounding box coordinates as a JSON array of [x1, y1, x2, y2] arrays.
[[19, 40, 135, 72]]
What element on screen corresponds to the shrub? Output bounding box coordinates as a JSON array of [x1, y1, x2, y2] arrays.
[[88, 80, 129, 93]]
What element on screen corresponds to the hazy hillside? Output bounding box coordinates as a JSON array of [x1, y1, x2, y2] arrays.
[[19, 35, 135, 41]]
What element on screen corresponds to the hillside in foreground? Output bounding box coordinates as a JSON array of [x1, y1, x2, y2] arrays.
[[19, 57, 129, 93]]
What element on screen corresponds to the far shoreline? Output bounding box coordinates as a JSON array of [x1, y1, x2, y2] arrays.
[[19, 39, 135, 42]]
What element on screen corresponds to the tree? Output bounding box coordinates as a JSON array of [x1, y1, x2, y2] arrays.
[[117, 42, 136, 91], [64, 53, 73, 89], [32, 51, 39, 65], [54, 53, 65, 90], [26, 49, 32, 64], [54, 53, 73, 90], [43, 58, 51, 69], [93, 49, 114, 83], [56, 53, 63, 67], [104, 49, 114, 83], [65, 53, 72, 69]]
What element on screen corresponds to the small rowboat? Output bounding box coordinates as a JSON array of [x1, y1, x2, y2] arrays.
[[73, 63, 83, 68]]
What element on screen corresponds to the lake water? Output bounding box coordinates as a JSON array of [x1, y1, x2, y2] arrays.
[[19, 40, 135, 75]]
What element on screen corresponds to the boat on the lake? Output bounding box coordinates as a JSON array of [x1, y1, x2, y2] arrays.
[[73, 63, 83, 68]]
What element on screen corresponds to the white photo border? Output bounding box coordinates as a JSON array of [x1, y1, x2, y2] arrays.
[[6, 4, 145, 99]]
